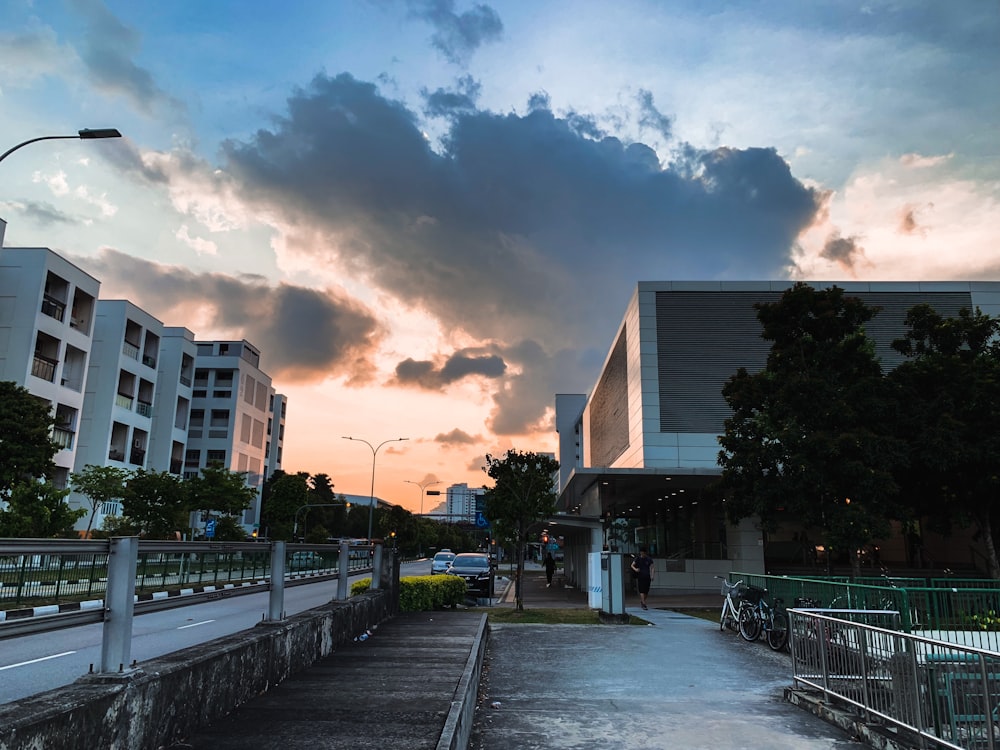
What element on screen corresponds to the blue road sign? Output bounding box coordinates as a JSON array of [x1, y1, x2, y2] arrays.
[[475, 511, 491, 529], [205, 518, 217, 538]]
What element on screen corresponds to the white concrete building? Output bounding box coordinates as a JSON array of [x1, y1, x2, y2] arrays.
[[71, 300, 168, 524], [445, 483, 485, 524], [556, 280, 1000, 592], [0, 233, 100, 489], [148, 326, 197, 477], [186, 340, 278, 532], [265, 392, 286, 482]]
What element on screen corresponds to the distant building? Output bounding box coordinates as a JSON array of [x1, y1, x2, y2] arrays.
[[445, 483, 485, 524], [186, 339, 281, 532]]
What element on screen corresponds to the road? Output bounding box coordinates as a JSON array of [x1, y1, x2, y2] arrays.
[[0, 559, 430, 704]]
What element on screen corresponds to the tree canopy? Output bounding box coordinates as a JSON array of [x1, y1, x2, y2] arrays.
[[889, 304, 1000, 577], [0, 381, 58, 497], [483, 449, 559, 610], [70, 464, 131, 538], [717, 283, 906, 574]]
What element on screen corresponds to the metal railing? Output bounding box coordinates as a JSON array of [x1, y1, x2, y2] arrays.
[[790, 608, 1000, 750], [0, 538, 384, 671], [735, 572, 1000, 652]]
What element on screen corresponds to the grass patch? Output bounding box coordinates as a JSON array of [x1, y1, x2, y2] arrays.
[[486, 608, 648, 625], [669, 607, 718, 624]]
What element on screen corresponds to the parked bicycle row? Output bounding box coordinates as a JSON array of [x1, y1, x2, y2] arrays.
[[717, 575, 791, 652]]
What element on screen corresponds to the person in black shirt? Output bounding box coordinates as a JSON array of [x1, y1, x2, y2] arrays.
[[630, 547, 654, 610], [544, 552, 557, 587]]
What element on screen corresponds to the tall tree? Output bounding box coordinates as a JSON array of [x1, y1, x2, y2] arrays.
[[261, 471, 310, 540], [123, 469, 189, 539], [889, 304, 1000, 578], [0, 480, 84, 537], [0, 381, 58, 497], [70, 464, 132, 538], [483, 449, 559, 611], [717, 283, 905, 576], [186, 464, 257, 524]]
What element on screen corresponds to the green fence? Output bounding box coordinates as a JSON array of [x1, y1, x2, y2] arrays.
[[734, 572, 1000, 652]]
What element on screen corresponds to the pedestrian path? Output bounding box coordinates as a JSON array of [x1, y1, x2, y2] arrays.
[[173, 612, 486, 750]]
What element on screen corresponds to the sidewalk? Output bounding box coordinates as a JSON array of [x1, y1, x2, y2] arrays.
[[476, 568, 865, 750], [177, 568, 876, 750]]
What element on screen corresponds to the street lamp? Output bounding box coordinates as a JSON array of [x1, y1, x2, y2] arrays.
[[341, 436, 409, 542], [404, 479, 442, 558], [0, 128, 123, 164]]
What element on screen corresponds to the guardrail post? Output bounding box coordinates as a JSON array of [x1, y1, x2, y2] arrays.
[[268, 540, 285, 621], [100, 536, 138, 673], [337, 541, 350, 600], [372, 543, 383, 590]]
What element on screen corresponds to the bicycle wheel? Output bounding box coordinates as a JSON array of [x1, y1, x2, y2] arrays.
[[719, 602, 728, 631], [738, 604, 761, 641], [767, 611, 789, 651]]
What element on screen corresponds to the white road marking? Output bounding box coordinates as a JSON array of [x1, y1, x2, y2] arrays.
[[178, 619, 215, 630], [0, 651, 77, 671]]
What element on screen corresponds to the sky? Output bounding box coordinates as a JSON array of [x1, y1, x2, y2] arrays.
[[1, 0, 998, 513]]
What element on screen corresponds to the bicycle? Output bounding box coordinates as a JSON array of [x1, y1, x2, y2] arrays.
[[716, 575, 747, 632], [737, 585, 789, 651]]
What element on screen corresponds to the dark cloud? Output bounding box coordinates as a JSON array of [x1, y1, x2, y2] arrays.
[[820, 232, 867, 271], [422, 75, 481, 118], [898, 203, 930, 237], [434, 428, 478, 446], [175, 72, 823, 433], [637, 89, 672, 142], [75, 248, 384, 384], [392, 350, 506, 389], [67, 0, 183, 116], [406, 0, 503, 65], [13, 200, 76, 227]]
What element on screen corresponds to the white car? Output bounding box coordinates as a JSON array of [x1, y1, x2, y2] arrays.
[[431, 550, 455, 574]]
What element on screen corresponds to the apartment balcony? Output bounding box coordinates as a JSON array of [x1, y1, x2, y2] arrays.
[[141, 355, 157, 368], [169, 459, 183, 474], [129, 448, 146, 466], [115, 393, 134, 410], [109, 449, 125, 462], [179, 374, 192, 387], [40, 295, 66, 322], [31, 354, 57, 382], [136, 401, 153, 418], [122, 341, 140, 360]]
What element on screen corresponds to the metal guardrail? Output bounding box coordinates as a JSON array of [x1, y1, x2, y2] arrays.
[[790, 608, 1000, 750], [0, 538, 385, 671], [735, 572, 1000, 652]]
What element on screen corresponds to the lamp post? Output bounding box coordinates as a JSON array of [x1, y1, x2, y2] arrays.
[[341, 436, 409, 543], [0, 128, 123, 164], [404, 479, 441, 558]]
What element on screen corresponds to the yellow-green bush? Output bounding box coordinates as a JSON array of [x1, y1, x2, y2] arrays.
[[350, 575, 467, 611]]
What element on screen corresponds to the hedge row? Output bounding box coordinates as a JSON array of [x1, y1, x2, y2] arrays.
[[351, 574, 468, 611]]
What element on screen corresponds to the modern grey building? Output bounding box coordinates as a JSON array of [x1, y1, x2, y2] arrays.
[[556, 281, 1000, 593]]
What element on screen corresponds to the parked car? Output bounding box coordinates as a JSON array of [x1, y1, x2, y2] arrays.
[[445, 552, 495, 597], [431, 550, 455, 575], [288, 551, 325, 571]]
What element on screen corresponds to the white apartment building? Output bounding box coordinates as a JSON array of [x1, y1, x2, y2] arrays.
[[148, 327, 197, 476], [71, 300, 169, 523], [186, 340, 280, 532], [266, 392, 286, 481], [0, 230, 100, 490], [445, 483, 485, 524]]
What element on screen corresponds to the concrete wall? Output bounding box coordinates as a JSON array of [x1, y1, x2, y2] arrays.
[[0, 581, 397, 750]]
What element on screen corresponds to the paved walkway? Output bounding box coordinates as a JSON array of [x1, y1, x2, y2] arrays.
[[177, 565, 870, 750]]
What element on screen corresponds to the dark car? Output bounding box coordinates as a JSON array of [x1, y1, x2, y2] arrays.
[[445, 552, 495, 597]]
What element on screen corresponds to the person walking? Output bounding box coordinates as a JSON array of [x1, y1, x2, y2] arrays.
[[630, 547, 654, 610], [544, 552, 557, 587]]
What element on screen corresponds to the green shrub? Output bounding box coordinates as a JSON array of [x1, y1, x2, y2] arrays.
[[350, 575, 467, 611]]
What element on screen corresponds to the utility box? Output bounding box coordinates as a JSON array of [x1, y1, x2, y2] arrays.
[[600, 552, 627, 622]]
